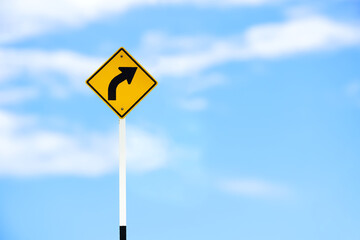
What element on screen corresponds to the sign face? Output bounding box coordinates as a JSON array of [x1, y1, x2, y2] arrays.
[[86, 47, 157, 118]]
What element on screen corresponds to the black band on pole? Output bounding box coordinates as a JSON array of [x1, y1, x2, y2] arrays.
[[120, 226, 126, 240]]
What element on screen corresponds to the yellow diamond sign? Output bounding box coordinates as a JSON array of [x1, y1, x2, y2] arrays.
[[86, 47, 157, 118]]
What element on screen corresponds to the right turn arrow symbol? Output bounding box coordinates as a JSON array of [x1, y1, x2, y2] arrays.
[[108, 67, 137, 100]]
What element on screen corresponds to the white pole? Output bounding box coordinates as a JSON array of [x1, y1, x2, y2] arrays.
[[119, 118, 126, 240]]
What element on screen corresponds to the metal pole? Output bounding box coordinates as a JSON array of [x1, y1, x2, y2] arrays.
[[119, 118, 126, 240]]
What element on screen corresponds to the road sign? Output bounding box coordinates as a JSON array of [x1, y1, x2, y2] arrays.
[[86, 47, 157, 118]]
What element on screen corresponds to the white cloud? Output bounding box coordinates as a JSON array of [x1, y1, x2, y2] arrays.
[[0, 110, 116, 176], [1, 15, 358, 105], [345, 81, 360, 106], [127, 126, 171, 173], [185, 73, 226, 94], [0, 110, 187, 176], [218, 178, 290, 198], [0, 0, 131, 44], [144, 15, 360, 77], [0, 48, 102, 96], [0, 87, 38, 105], [284, 5, 319, 19], [0, 0, 278, 44], [242, 15, 360, 58], [345, 81, 360, 97], [178, 97, 208, 111]]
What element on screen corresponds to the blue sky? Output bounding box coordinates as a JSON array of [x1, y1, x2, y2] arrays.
[[1, 0, 360, 239]]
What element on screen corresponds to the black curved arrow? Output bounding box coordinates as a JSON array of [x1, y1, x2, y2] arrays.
[[108, 67, 137, 100]]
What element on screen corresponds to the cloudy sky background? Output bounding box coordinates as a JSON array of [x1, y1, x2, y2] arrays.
[[1, 0, 360, 239]]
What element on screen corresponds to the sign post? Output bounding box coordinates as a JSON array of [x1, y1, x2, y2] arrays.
[[86, 47, 157, 240], [119, 118, 126, 240]]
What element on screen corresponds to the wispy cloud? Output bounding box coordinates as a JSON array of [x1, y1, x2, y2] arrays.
[[218, 178, 290, 198], [0, 110, 191, 176], [0, 110, 116, 176], [178, 97, 208, 111], [185, 73, 226, 94], [345, 81, 360, 97], [1, 15, 358, 106], [345, 81, 360, 106], [127, 126, 172, 173], [0, 0, 278, 44], [0, 48, 102, 97], [0, 87, 38, 105], [137, 14, 360, 112], [144, 15, 360, 77]]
